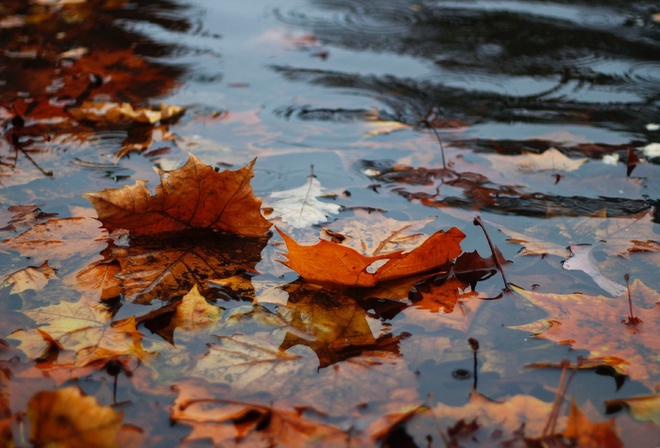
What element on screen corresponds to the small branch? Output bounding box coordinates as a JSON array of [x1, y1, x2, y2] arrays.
[[469, 337, 479, 391]]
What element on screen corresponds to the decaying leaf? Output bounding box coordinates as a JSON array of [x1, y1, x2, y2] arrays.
[[69, 101, 184, 125], [84, 155, 271, 237], [267, 176, 341, 228], [563, 399, 623, 448], [277, 226, 465, 287], [510, 281, 660, 384], [3, 261, 57, 294], [28, 387, 123, 448], [1, 215, 107, 264]]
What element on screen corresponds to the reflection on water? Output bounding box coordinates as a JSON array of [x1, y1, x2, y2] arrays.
[[275, 0, 659, 129]]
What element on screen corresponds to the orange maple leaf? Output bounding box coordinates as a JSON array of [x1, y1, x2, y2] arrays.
[[277, 227, 465, 287], [83, 155, 271, 237], [510, 281, 660, 385]]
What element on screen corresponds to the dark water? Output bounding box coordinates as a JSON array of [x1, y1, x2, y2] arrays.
[[0, 0, 658, 446]]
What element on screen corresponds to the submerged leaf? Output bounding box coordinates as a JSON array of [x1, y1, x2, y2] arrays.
[[510, 281, 660, 385]]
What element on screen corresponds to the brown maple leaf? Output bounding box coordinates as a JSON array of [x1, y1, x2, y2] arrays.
[[28, 387, 123, 448], [510, 280, 660, 385], [171, 380, 362, 447], [83, 155, 271, 237], [277, 226, 465, 287]]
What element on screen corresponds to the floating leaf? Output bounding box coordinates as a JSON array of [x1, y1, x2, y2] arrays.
[[84, 155, 271, 237], [277, 227, 464, 287], [267, 176, 341, 228]]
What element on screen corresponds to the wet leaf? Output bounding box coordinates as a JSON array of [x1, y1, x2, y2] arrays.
[[10, 299, 152, 367], [171, 284, 221, 332], [277, 226, 464, 287], [3, 261, 57, 294], [69, 101, 184, 125], [84, 155, 271, 237], [562, 244, 627, 296], [321, 209, 435, 256], [171, 381, 360, 447], [267, 176, 341, 228], [28, 387, 123, 448], [386, 391, 564, 445], [510, 281, 660, 385], [563, 399, 623, 448], [498, 208, 659, 258]]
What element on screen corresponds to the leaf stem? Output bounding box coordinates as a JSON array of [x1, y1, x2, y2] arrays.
[[473, 216, 510, 292]]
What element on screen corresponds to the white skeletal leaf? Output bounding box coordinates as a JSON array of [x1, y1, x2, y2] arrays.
[[269, 177, 341, 228]]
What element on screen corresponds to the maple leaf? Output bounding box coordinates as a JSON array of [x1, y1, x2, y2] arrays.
[[2, 261, 57, 294], [28, 387, 123, 448], [320, 209, 435, 256], [267, 176, 341, 228], [563, 244, 627, 296], [9, 299, 152, 367], [1, 215, 107, 265], [68, 101, 184, 125], [171, 380, 361, 447], [497, 207, 659, 258], [563, 399, 623, 448], [509, 281, 660, 385], [277, 226, 465, 287], [83, 155, 271, 237]]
